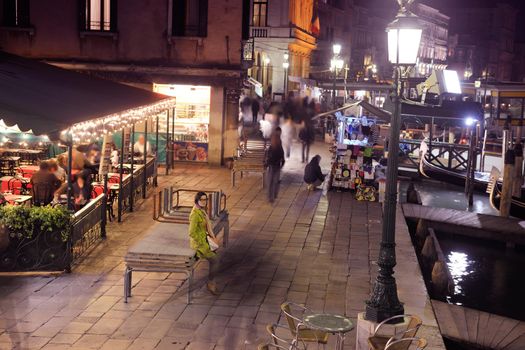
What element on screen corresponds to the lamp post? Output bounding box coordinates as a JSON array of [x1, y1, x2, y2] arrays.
[[264, 57, 270, 95], [365, 0, 423, 323], [283, 52, 289, 100], [331, 44, 344, 109]]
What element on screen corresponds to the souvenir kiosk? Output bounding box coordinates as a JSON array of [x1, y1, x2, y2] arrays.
[[326, 104, 388, 201]]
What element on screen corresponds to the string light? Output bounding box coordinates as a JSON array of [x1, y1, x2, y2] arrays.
[[64, 98, 176, 143]]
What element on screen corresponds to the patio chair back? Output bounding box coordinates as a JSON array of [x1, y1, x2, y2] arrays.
[[385, 337, 427, 350], [257, 343, 292, 350], [266, 323, 298, 349]]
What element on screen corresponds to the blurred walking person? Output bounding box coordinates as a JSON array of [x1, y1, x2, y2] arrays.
[[299, 121, 315, 163], [281, 118, 294, 158], [265, 133, 285, 203], [252, 97, 260, 124]]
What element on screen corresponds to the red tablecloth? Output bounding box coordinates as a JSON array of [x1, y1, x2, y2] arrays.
[[1, 176, 29, 194], [17, 165, 40, 178]]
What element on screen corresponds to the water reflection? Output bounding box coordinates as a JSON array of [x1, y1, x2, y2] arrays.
[[446, 251, 472, 297]]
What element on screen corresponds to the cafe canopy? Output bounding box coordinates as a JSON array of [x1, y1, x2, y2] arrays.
[[0, 51, 176, 143]]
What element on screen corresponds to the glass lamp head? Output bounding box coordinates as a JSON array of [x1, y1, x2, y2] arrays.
[[386, 8, 423, 65], [332, 44, 342, 55]]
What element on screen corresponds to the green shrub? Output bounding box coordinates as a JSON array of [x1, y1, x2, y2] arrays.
[[0, 205, 72, 242]]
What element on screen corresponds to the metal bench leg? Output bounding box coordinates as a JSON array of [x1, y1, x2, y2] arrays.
[[223, 222, 229, 247], [188, 269, 193, 304], [124, 266, 130, 302]]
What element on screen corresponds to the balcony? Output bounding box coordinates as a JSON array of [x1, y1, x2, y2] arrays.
[[250, 26, 316, 48]]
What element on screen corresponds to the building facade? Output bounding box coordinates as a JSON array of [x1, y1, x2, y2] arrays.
[[309, 0, 352, 84], [247, 0, 317, 99], [0, 0, 247, 165], [412, 3, 449, 77], [447, 3, 517, 82]]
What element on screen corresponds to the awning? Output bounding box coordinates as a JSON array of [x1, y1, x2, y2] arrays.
[[314, 100, 391, 122], [383, 98, 483, 124], [0, 51, 174, 140]]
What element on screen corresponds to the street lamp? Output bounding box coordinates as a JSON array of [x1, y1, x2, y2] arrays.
[[283, 53, 289, 99], [331, 44, 344, 109], [365, 0, 423, 323]]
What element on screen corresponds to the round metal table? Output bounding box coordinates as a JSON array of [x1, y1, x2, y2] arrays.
[[303, 313, 354, 350]]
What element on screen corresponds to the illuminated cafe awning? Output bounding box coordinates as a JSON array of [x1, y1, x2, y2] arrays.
[[0, 51, 176, 142]]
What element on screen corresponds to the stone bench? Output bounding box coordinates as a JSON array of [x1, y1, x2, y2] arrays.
[[124, 219, 228, 304]]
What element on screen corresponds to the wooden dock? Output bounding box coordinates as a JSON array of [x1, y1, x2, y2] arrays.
[[402, 203, 525, 245], [432, 300, 525, 349]]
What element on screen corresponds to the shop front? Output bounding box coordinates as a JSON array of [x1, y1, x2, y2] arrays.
[[153, 83, 229, 164]]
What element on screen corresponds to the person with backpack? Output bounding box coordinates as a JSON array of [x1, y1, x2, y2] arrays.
[[265, 133, 285, 203]]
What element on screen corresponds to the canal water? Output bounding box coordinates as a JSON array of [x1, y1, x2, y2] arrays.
[[402, 179, 525, 348]]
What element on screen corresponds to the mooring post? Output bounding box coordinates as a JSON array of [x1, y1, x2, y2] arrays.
[[512, 142, 523, 199], [500, 149, 515, 217]]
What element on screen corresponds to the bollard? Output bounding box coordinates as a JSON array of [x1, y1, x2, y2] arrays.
[[415, 219, 429, 248], [431, 261, 451, 295], [500, 150, 515, 217], [512, 143, 523, 198], [406, 183, 420, 204], [421, 235, 437, 265]]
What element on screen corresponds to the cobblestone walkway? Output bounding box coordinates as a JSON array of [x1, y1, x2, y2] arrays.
[[0, 142, 443, 350]]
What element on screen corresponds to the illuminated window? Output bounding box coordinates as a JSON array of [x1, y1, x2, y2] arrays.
[[1, 0, 30, 27], [172, 0, 208, 37], [82, 0, 116, 32], [252, 0, 267, 27]]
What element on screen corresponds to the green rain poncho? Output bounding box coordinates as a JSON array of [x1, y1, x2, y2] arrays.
[[189, 206, 216, 259]]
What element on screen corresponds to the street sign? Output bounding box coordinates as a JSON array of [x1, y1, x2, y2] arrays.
[[475, 80, 481, 88]]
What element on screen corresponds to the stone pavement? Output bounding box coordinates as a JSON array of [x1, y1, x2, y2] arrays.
[[0, 141, 445, 349]]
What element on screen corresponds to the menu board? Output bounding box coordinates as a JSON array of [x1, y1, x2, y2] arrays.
[[122, 127, 131, 161], [98, 134, 112, 176]]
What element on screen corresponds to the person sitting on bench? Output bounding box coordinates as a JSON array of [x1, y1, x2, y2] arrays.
[[304, 155, 325, 191], [189, 192, 221, 295]]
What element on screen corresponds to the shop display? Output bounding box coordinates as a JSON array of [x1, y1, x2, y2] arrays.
[[329, 114, 384, 201], [153, 84, 211, 162]]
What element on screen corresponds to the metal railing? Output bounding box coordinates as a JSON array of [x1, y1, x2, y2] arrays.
[[69, 193, 106, 268], [153, 187, 227, 222]]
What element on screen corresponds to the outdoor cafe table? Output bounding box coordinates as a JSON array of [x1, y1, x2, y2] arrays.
[[3, 194, 32, 206], [303, 313, 354, 350]]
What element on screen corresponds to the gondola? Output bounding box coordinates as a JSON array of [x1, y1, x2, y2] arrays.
[[419, 147, 491, 191], [487, 168, 525, 220]]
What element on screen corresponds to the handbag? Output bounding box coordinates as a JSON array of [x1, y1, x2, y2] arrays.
[[207, 235, 219, 251], [202, 209, 219, 251]]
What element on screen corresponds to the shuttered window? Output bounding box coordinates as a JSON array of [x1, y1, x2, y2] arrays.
[[1, 0, 30, 27], [172, 0, 208, 37], [79, 0, 117, 32]]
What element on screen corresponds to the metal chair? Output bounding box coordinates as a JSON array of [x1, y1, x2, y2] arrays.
[[385, 337, 427, 350], [265, 323, 300, 350], [280, 302, 329, 347], [258, 343, 293, 350], [367, 314, 423, 350]]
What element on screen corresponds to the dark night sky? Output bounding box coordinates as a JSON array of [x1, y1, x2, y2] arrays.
[[363, 0, 525, 41]]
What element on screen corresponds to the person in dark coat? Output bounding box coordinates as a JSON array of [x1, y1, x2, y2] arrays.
[[299, 121, 315, 163], [31, 161, 62, 206], [252, 98, 260, 124], [265, 133, 285, 203], [304, 155, 325, 190]]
